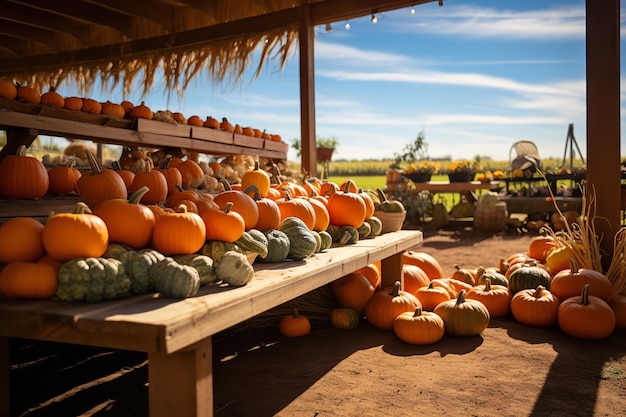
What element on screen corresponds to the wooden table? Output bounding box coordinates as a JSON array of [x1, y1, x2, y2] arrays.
[[0, 230, 422, 417], [500, 196, 582, 215]]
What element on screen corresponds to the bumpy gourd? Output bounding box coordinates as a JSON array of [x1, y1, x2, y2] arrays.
[[279, 217, 318, 260], [174, 254, 217, 285], [215, 251, 255, 287], [151, 257, 200, 298], [366, 216, 383, 237], [318, 230, 333, 251], [201, 240, 246, 263], [235, 229, 269, 258], [56, 257, 132, 302], [259, 229, 290, 263], [117, 249, 165, 294]]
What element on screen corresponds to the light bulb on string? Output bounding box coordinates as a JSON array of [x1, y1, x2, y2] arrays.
[[371, 14, 378, 23], [345, 22, 350, 30], [411, 6, 416, 15]]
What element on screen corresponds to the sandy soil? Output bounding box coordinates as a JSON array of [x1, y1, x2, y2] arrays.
[[7, 228, 626, 417]]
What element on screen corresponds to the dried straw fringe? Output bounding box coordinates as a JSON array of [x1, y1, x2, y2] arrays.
[[537, 171, 626, 299]]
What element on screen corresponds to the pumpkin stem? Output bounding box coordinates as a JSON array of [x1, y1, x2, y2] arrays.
[[222, 201, 234, 214], [376, 188, 389, 203], [413, 306, 423, 317], [63, 158, 77, 168], [580, 284, 590, 306], [532, 285, 545, 299], [484, 278, 492, 292], [569, 258, 579, 274], [455, 290, 467, 306], [111, 160, 122, 171], [16, 144, 28, 157], [293, 308, 300, 318], [218, 178, 232, 191], [270, 164, 282, 185], [244, 185, 260, 200], [129, 186, 150, 204], [176, 204, 189, 214], [342, 179, 355, 193], [74, 202, 93, 214], [390, 281, 401, 297], [476, 266, 486, 279], [85, 149, 102, 175]]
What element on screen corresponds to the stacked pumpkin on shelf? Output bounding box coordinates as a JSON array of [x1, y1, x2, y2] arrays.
[[0, 148, 400, 303], [322, 230, 626, 345], [0, 79, 285, 144]]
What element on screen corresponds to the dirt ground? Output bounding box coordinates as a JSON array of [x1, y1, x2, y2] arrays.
[[7, 227, 626, 417]]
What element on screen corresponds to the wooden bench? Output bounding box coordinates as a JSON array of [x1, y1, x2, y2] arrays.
[[0, 230, 422, 417]]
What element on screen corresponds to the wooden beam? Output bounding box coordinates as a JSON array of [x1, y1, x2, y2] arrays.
[[310, 0, 436, 25], [586, 0, 621, 263], [299, 5, 317, 177]]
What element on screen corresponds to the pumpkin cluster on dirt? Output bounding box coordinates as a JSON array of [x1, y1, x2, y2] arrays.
[[314, 226, 626, 344]]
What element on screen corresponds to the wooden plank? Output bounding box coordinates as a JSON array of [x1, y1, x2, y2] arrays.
[[136, 118, 191, 138], [0, 231, 422, 354], [0, 196, 80, 221], [149, 338, 213, 417], [263, 139, 289, 153], [233, 133, 264, 150], [190, 126, 233, 144]]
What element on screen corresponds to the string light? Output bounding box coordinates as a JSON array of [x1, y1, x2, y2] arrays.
[[371, 14, 378, 23], [345, 22, 350, 30], [411, 5, 416, 15]]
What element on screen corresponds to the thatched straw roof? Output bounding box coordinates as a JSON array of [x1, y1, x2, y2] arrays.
[[0, 0, 433, 96]]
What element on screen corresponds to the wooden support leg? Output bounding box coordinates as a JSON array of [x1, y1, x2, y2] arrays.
[[1, 337, 9, 417], [148, 337, 213, 417], [380, 251, 404, 289], [0, 128, 39, 162]]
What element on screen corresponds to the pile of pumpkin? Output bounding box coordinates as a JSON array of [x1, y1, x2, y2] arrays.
[[0, 78, 283, 142], [0, 145, 399, 302], [280, 235, 626, 342]]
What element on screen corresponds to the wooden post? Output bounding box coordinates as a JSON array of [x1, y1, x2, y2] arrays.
[[586, 0, 621, 263], [0, 128, 38, 162], [148, 338, 213, 417], [299, 4, 317, 177]]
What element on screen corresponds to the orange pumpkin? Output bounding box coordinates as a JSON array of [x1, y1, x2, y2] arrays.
[[200, 202, 246, 242], [128, 101, 153, 120], [393, 306, 445, 345], [402, 251, 444, 280], [130, 158, 168, 205], [0, 145, 49, 199], [354, 263, 382, 290], [204, 116, 220, 129], [111, 160, 135, 190], [252, 194, 281, 232], [364, 281, 421, 331], [557, 284, 615, 340], [92, 186, 156, 249], [550, 259, 612, 301], [331, 272, 375, 314], [40, 87, 64, 108], [175, 158, 205, 189], [220, 117, 234, 132], [279, 308, 311, 337], [63, 96, 83, 111], [42, 202, 109, 261], [47, 159, 81, 195], [100, 101, 125, 118], [151, 205, 206, 255], [528, 235, 558, 262], [465, 278, 512, 318], [15, 84, 41, 104], [0, 78, 17, 100], [214, 185, 259, 231], [241, 160, 271, 198], [304, 196, 330, 232], [275, 192, 316, 231], [187, 115, 203, 126], [327, 179, 366, 228], [510, 285, 561, 327], [81, 98, 102, 114], [76, 149, 127, 209], [402, 264, 430, 295], [0, 217, 45, 263], [415, 282, 451, 311], [0, 262, 58, 299]]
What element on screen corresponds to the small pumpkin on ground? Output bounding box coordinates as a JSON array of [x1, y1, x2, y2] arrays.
[[364, 281, 421, 331], [465, 278, 512, 318], [510, 285, 561, 327], [433, 290, 490, 336], [557, 284, 615, 340], [415, 282, 452, 311], [279, 308, 311, 337], [330, 308, 360, 330], [550, 259, 612, 301], [393, 306, 445, 345], [331, 272, 375, 314]]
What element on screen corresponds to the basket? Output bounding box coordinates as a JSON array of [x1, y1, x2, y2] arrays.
[[374, 210, 407, 233]]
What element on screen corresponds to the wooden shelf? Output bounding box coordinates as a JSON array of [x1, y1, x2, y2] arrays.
[[0, 98, 288, 160]]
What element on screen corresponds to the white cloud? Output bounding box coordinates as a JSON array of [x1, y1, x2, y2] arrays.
[[397, 4, 585, 40]]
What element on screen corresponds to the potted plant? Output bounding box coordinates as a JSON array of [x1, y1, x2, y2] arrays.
[[447, 159, 482, 182], [290, 136, 339, 161], [403, 161, 440, 183]]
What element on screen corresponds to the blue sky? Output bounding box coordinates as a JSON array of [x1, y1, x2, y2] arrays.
[[76, 0, 609, 163]]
